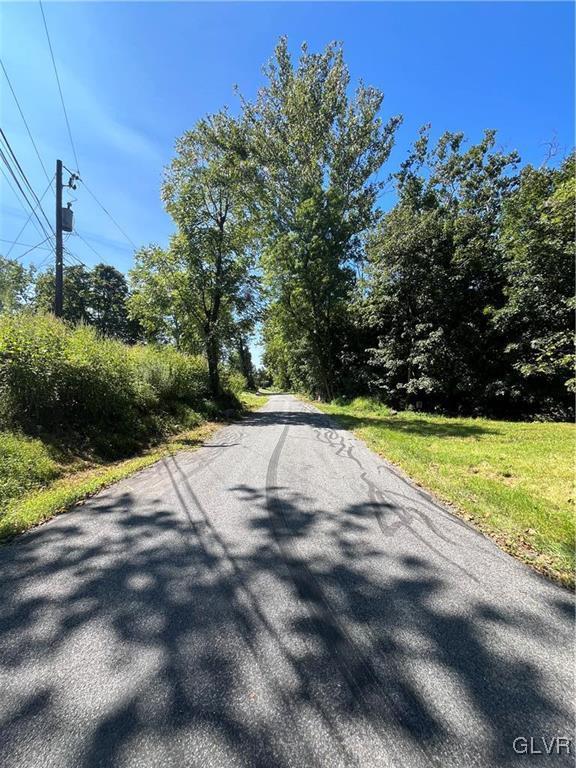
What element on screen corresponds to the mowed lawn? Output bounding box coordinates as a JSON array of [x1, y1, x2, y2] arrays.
[[312, 397, 574, 588]]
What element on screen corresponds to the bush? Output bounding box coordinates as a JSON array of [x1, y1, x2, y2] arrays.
[[0, 312, 68, 429], [0, 431, 60, 510], [221, 369, 247, 398], [0, 313, 215, 453]]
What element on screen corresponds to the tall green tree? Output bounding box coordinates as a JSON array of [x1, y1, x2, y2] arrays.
[[250, 38, 401, 399], [492, 153, 575, 417], [127, 245, 191, 348], [35, 264, 92, 324], [137, 112, 258, 396], [363, 128, 519, 414], [90, 264, 139, 341], [35, 263, 140, 342]]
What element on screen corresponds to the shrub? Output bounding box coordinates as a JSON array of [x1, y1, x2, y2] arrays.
[[0, 312, 68, 429], [0, 431, 61, 510], [221, 369, 247, 398], [0, 313, 216, 452], [128, 344, 210, 407]]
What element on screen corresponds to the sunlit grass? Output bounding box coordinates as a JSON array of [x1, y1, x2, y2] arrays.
[[311, 396, 575, 588]]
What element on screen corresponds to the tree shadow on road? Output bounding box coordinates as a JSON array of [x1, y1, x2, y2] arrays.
[[0, 422, 572, 767]]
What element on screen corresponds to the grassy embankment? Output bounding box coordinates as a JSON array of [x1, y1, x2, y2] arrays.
[[0, 391, 263, 542], [0, 311, 265, 541], [309, 396, 574, 588]]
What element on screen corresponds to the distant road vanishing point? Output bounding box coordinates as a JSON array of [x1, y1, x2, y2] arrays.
[[0, 394, 573, 767]]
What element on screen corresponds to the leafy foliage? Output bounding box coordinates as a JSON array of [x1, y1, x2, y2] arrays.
[[362, 129, 521, 415], [492, 153, 575, 418], [19, 37, 564, 423], [0, 431, 60, 512], [0, 312, 234, 455], [0, 256, 34, 312], [246, 38, 401, 399], [152, 111, 259, 395], [35, 262, 140, 342]]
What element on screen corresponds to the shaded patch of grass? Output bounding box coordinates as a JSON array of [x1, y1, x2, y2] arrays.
[[0, 392, 265, 542], [308, 395, 575, 589]]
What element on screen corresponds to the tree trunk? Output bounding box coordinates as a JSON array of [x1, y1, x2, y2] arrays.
[[206, 335, 220, 397], [315, 330, 335, 402]]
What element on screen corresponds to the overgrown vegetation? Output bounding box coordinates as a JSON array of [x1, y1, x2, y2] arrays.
[[36, 261, 141, 343], [0, 309, 262, 536], [311, 396, 575, 588], [253, 42, 574, 420], [0, 312, 245, 458], [2, 38, 572, 419]]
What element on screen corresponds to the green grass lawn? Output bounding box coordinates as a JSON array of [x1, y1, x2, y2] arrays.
[[0, 391, 266, 542], [310, 396, 575, 588]]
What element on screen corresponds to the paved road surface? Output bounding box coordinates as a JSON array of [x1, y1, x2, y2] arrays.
[[0, 394, 573, 767]]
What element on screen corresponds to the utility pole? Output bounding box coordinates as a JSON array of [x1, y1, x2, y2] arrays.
[[54, 159, 63, 317], [54, 160, 77, 317]]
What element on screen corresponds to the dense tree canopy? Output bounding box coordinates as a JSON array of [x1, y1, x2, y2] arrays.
[[7, 38, 571, 420], [130, 112, 259, 395], [0, 256, 34, 312], [245, 38, 401, 400], [362, 129, 521, 414], [35, 262, 139, 342], [492, 153, 575, 417]]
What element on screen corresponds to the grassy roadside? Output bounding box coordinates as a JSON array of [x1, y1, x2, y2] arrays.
[[305, 395, 575, 589], [0, 391, 266, 543]]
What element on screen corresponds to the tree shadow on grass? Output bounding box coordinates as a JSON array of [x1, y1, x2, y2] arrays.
[[238, 404, 498, 440], [328, 411, 500, 439]]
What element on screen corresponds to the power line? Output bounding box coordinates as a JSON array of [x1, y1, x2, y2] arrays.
[[5, 175, 54, 257], [0, 165, 47, 243], [0, 129, 54, 235], [0, 57, 53, 187], [13, 235, 52, 261], [0, 147, 55, 242], [78, 178, 137, 249], [72, 230, 104, 262], [39, 0, 80, 174], [35, 250, 54, 271], [64, 247, 88, 269], [0, 237, 51, 250], [0, 127, 43, 200]]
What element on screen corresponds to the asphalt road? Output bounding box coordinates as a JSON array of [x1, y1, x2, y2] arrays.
[[0, 394, 573, 768]]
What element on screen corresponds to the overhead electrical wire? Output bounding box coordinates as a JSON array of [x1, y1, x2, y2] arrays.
[[5, 174, 54, 257], [78, 178, 137, 249], [35, 250, 54, 271], [0, 237, 51, 250], [0, 57, 53, 187], [13, 235, 52, 261], [0, 130, 54, 235], [0, 152, 55, 244], [64, 247, 88, 269], [38, 0, 81, 174], [0, 166, 46, 243], [2, 7, 137, 276], [72, 230, 108, 264]]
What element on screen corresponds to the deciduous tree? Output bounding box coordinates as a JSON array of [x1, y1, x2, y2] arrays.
[[250, 38, 401, 399]]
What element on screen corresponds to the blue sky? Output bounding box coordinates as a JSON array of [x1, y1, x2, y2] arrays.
[[1, 1, 574, 361]]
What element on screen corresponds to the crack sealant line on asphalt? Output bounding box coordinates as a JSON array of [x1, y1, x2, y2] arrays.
[[263, 397, 441, 768]]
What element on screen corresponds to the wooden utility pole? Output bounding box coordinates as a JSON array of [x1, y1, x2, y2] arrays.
[[54, 158, 63, 317]]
